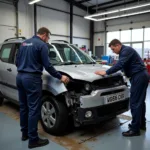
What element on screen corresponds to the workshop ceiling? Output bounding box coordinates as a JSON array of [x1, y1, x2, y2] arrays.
[[0, 0, 19, 4], [64, 0, 150, 13]]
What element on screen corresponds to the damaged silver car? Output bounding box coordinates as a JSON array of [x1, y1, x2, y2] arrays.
[[0, 37, 130, 135]]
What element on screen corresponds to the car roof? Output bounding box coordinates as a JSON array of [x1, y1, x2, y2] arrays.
[[2, 37, 70, 45], [3, 40, 24, 45]]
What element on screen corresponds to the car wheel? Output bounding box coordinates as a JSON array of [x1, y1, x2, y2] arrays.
[[40, 95, 69, 136], [0, 91, 4, 106], [0, 96, 4, 106]]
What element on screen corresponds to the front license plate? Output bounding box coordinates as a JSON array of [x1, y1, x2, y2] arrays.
[[104, 92, 125, 104]]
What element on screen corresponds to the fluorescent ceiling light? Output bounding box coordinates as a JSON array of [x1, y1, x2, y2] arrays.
[[121, 2, 150, 11], [84, 2, 150, 18], [28, 0, 41, 5], [85, 10, 150, 21], [84, 10, 119, 18], [97, 10, 150, 21]]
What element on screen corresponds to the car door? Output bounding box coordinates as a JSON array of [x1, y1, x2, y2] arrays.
[[0, 43, 14, 97], [3, 43, 21, 101]]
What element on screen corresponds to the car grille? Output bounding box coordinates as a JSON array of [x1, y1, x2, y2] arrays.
[[92, 75, 124, 90], [101, 89, 125, 96], [97, 99, 129, 117]]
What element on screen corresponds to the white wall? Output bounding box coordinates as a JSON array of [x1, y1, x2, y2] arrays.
[[73, 15, 90, 48], [73, 16, 90, 38], [105, 1, 150, 31], [73, 38, 90, 49], [94, 21, 105, 32], [40, 0, 70, 13], [40, 0, 87, 16], [106, 13, 150, 31], [0, 2, 16, 43], [0, 0, 90, 49], [36, 0, 90, 49], [50, 35, 69, 42], [18, 0, 34, 38], [94, 33, 105, 46], [92, 1, 150, 56], [93, 21, 105, 55], [37, 6, 70, 36]]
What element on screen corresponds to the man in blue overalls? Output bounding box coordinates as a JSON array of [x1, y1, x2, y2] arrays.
[[95, 39, 149, 137], [16, 27, 69, 148]]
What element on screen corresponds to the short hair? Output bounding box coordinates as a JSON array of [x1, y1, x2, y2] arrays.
[[37, 27, 51, 35], [109, 39, 122, 47]]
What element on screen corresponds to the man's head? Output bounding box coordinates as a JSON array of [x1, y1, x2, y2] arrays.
[[109, 39, 122, 54], [37, 27, 51, 43]]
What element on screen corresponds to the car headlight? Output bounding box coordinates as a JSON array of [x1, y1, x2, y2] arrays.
[[84, 83, 91, 91]]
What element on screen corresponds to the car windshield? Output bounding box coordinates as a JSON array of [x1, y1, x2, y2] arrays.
[[47, 43, 95, 65]]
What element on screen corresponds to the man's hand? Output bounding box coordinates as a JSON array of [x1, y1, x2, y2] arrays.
[[95, 70, 106, 76], [61, 75, 70, 84]]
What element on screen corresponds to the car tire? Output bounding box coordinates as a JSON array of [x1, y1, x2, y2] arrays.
[[0, 91, 4, 106], [0, 97, 4, 106], [40, 95, 69, 136]]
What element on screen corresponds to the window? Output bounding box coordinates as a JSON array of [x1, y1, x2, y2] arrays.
[[144, 28, 150, 41], [144, 42, 150, 59], [107, 31, 120, 43], [13, 43, 21, 64], [47, 44, 61, 64], [132, 29, 143, 42], [63, 47, 80, 62], [0, 44, 12, 63], [132, 43, 143, 58], [123, 43, 131, 47], [52, 43, 93, 64], [121, 30, 131, 42], [106, 44, 113, 56], [70, 45, 90, 63], [106, 28, 150, 59]]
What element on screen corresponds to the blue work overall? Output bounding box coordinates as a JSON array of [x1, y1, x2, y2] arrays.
[[15, 36, 62, 143], [106, 45, 149, 132]]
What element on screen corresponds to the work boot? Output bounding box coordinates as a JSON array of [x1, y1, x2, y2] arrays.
[[28, 138, 49, 149], [122, 129, 140, 137], [21, 134, 28, 141]]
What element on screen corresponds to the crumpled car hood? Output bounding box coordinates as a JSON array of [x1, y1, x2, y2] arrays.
[[51, 64, 121, 82]]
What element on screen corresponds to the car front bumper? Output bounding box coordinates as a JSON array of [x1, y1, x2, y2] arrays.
[[79, 85, 129, 108], [77, 98, 130, 125]]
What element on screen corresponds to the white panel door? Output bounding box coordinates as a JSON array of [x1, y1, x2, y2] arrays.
[[37, 6, 70, 36], [0, 26, 16, 44], [0, 2, 16, 43]]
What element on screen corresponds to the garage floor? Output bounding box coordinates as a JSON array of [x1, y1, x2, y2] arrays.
[[0, 85, 150, 150]]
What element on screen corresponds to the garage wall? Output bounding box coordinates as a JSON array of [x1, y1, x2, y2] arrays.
[[105, 1, 150, 31], [0, 1, 16, 43], [0, 0, 90, 49], [18, 0, 34, 38], [93, 1, 150, 56], [37, 0, 90, 49], [37, 6, 70, 37], [106, 13, 150, 31], [93, 21, 105, 55], [73, 15, 90, 49]]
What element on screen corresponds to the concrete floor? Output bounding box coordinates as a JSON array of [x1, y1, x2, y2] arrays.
[[0, 85, 150, 150]]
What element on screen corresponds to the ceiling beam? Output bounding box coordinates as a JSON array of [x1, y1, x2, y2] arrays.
[[89, 0, 122, 9], [95, 0, 144, 11], [64, 0, 88, 12], [77, 0, 91, 4]]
